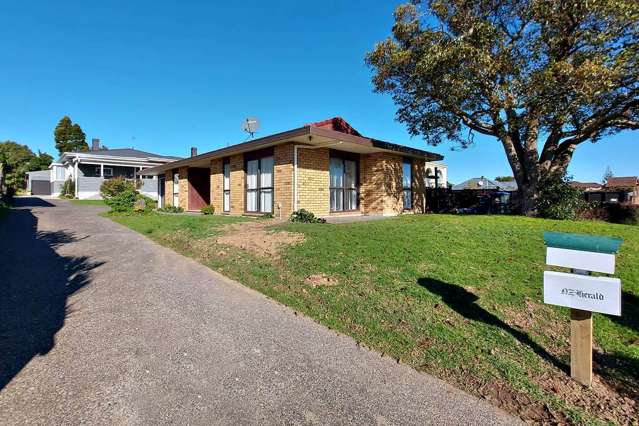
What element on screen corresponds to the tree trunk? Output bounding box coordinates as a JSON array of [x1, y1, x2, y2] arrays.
[[518, 178, 539, 216]]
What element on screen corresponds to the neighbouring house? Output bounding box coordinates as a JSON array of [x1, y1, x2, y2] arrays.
[[141, 117, 444, 217], [48, 139, 181, 199], [570, 181, 604, 192], [452, 177, 518, 192], [574, 176, 638, 205], [27, 170, 52, 195], [425, 162, 448, 188]]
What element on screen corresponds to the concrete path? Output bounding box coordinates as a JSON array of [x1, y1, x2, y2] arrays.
[[0, 198, 519, 425]]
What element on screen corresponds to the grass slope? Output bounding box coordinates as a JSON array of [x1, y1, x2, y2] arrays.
[[113, 213, 638, 424]]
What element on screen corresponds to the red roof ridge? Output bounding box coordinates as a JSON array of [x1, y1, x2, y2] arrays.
[[306, 117, 362, 137]]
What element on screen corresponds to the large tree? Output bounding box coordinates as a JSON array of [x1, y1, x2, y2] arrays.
[[54, 116, 88, 154], [366, 0, 639, 215], [0, 141, 52, 190]]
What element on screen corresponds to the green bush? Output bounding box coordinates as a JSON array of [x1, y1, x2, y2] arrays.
[[290, 209, 326, 223], [536, 175, 587, 220], [606, 204, 639, 225], [201, 205, 215, 215], [158, 205, 184, 213], [59, 178, 75, 198], [100, 177, 138, 213]]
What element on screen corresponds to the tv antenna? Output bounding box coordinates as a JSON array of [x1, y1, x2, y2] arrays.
[[242, 117, 260, 139]]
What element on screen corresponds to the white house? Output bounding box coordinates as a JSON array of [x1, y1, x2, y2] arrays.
[[48, 139, 180, 199]]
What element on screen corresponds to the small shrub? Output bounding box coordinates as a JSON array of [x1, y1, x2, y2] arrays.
[[201, 205, 215, 215], [606, 204, 639, 225], [536, 175, 587, 220], [59, 178, 75, 198], [578, 204, 609, 222], [158, 205, 184, 213], [100, 177, 138, 213], [261, 212, 274, 219], [290, 209, 326, 223]]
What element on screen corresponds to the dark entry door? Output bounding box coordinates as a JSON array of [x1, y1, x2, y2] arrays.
[[187, 168, 210, 211], [31, 180, 52, 195]]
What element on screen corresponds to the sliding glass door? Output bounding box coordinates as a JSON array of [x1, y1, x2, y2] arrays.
[[245, 155, 273, 213], [329, 154, 358, 212]]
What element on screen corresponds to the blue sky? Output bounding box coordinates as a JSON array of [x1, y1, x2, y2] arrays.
[[1, 0, 635, 184]]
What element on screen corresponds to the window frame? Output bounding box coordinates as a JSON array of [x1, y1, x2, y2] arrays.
[[329, 150, 360, 213], [103, 167, 113, 178], [402, 157, 413, 210], [244, 148, 274, 214], [222, 158, 230, 212]]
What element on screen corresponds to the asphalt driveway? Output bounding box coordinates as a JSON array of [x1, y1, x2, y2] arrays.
[[0, 198, 518, 425]]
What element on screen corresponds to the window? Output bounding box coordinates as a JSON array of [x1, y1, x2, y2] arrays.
[[329, 154, 358, 212], [245, 154, 273, 213], [402, 158, 412, 210], [55, 166, 65, 181], [223, 158, 230, 212], [173, 170, 179, 207], [103, 167, 113, 177]]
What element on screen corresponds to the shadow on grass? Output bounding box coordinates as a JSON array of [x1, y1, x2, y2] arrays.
[[610, 291, 639, 334], [0, 207, 103, 390], [417, 277, 568, 373]]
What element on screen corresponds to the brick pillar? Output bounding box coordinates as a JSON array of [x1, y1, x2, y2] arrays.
[[412, 158, 427, 213], [179, 166, 189, 211], [297, 148, 330, 216], [165, 170, 174, 207], [229, 154, 244, 214], [210, 158, 223, 214], [274, 144, 294, 218]]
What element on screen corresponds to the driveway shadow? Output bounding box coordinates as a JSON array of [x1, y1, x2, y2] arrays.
[[417, 277, 567, 373], [11, 197, 55, 208], [0, 207, 103, 390]]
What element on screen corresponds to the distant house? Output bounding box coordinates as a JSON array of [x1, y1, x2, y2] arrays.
[[575, 176, 639, 205], [569, 181, 603, 191], [452, 177, 517, 192], [47, 139, 180, 199]]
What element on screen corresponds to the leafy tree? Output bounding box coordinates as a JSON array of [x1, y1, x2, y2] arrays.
[[0, 141, 52, 190], [54, 116, 88, 154], [366, 0, 639, 215], [602, 165, 614, 185], [495, 176, 515, 182]]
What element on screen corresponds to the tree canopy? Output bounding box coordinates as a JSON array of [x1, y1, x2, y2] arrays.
[[0, 141, 53, 190], [54, 116, 88, 154], [366, 0, 638, 214]]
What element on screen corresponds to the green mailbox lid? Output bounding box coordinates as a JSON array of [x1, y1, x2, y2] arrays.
[[544, 231, 623, 254]]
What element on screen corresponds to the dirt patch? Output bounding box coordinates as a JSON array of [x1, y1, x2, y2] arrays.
[[215, 219, 305, 258], [533, 371, 638, 425], [481, 381, 567, 424], [304, 273, 338, 287]]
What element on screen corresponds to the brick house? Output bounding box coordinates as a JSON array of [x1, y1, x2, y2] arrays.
[[142, 118, 444, 218]]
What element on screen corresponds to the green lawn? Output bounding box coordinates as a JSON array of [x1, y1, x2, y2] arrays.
[[70, 199, 106, 206], [112, 213, 638, 424]]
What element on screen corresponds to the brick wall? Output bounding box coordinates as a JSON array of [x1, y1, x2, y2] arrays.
[[360, 152, 404, 215], [229, 154, 244, 214], [178, 166, 189, 210], [297, 147, 330, 216], [412, 158, 427, 213], [210, 158, 223, 213], [274, 144, 294, 218], [165, 170, 173, 206]]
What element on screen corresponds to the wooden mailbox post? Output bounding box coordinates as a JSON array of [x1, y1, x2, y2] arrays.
[[543, 232, 623, 387]]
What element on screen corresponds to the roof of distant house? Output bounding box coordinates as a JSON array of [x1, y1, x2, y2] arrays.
[[452, 177, 518, 191], [605, 176, 638, 188], [570, 181, 603, 190], [58, 148, 181, 164]]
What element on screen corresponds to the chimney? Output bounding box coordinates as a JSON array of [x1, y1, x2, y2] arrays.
[[191, 147, 197, 157], [92, 138, 101, 151]]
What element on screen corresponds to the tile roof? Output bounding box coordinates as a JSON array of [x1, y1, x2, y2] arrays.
[[605, 176, 638, 188]]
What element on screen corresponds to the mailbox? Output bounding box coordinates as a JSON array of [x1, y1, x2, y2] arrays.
[[542, 231, 623, 386]]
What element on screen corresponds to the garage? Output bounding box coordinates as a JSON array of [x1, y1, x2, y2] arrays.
[[31, 180, 52, 195]]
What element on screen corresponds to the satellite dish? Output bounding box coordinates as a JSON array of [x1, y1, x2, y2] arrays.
[[242, 117, 260, 138]]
